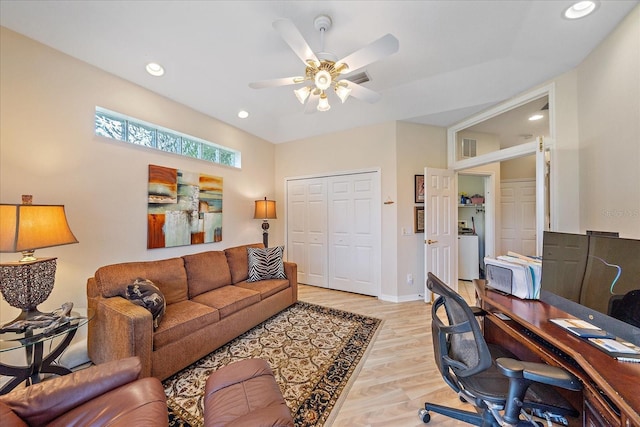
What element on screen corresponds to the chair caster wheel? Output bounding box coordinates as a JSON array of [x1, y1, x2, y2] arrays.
[[418, 408, 431, 423]]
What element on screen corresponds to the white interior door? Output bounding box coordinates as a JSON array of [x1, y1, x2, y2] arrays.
[[500, 179, 536, 256], [286, 178, 327, 287], [424, 167, 456, 302], [328, 173, 380, 296]]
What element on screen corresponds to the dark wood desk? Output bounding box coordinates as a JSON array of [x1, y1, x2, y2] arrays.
[[481, 289, 640, 427]]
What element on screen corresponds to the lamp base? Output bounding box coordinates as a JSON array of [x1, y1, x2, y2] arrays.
[[1, 307, 52, 330], [0, 257, 57, 325], [261, 220, 270, 248]]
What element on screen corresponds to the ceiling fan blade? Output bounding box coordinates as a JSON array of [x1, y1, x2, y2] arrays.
[[273, 19, 319, 66], [336, 34, 399, 74], [249, 76, 305, 89], [341, 81, 381, 104]]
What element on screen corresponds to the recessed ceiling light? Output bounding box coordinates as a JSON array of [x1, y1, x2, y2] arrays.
[[529, 114, 544, 121], [145, 62, 165, 77], [238, 110, 249, 119], [563, 1, 598, 19]]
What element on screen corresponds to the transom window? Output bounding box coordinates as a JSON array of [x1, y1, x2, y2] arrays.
[[94, 107, 241, 168]]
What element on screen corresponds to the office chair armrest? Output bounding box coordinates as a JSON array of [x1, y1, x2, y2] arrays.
[[470, 306, 486, 316], [496, 358, 581, 391]]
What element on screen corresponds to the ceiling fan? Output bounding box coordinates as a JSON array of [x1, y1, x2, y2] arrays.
[[249, 15, 399, 112]]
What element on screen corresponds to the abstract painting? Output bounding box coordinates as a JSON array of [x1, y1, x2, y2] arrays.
[[147, 164, 223, 249]]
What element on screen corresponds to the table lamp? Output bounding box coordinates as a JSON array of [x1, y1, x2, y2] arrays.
[[0, 195, 78, 323], [253, 197, 276, 248]]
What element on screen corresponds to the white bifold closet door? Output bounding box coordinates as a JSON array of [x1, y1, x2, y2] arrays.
[[286, 172, 380, 297]]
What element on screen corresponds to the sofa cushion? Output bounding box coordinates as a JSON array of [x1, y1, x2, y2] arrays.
[[192, 286, 261, 319], [224, 243, 264, 284], [124, 278, 166, 329], [247, 246, 286, 282], [235, 279, 290, 300], [154, 300, 220, 350], [183, 251, 233, 298], [95, 257, 188, 305]]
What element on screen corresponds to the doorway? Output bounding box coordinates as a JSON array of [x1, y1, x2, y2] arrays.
[[458, 173, 489, 280], [446, 85, 553, 288]]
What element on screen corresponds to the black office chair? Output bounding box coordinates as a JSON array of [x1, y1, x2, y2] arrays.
[[419, 273, 582, 426]]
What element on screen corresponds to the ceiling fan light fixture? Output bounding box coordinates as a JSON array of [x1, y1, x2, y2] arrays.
[[317, 93, 331, 112], [335, 83, 352, 103], [314, 70, 332, 91], [294, 86, 312, 104]]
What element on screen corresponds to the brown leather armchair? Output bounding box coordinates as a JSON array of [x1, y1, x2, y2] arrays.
[[0, 356, 168, 427]]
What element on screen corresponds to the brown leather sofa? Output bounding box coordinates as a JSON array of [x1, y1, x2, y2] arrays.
[[0, 357, 167, 427], [87, 243, 298, 380], [204, 358, 294, 427]]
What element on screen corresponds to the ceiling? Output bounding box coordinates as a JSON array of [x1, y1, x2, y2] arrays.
[[1, 1, 637, 144]]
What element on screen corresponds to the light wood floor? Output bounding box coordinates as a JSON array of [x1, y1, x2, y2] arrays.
[[298, 282, 476, 427]]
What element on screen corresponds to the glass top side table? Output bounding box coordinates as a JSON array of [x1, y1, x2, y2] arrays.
[[0, 310, 93, 394]]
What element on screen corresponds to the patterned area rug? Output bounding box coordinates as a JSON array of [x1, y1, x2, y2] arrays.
[[163, 301, 381, 427]]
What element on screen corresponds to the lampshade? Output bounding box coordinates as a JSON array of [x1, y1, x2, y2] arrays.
[[335, 83, 352, 103], [294, 86, 312, 104], [253, 198, 277, 220], [0, 203, 78, 261], [318, 93, 331, 112]]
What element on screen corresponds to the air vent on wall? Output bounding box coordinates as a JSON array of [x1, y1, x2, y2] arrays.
[[462, 138, 477, 158]]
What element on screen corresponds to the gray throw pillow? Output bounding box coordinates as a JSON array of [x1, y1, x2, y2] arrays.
[[125, 278, 166, 329], [247, 246, 287, 282]]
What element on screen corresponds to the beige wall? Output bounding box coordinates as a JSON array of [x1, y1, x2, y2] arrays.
[[0, 27, 277, 321], [576, 5, 640, 238], [501, 155, 536, 180], [274, 122, 400, 299], [552, 70, 582, 234], [274, 121, 450, 301], [395, 122, 447, 299]]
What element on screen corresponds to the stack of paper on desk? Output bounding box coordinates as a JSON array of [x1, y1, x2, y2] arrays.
[[484, 254, 542, 299]]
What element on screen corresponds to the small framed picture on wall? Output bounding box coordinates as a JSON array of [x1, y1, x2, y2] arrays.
[[414, 206, 425, 233], [415, 175, 425, 203]]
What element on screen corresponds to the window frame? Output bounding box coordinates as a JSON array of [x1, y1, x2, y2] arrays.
[[94, 106, 241, 168]]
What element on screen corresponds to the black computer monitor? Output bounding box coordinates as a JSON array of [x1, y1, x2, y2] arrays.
[[541, 231, 640, 344]]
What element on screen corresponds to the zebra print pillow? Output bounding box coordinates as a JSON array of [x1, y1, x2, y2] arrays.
[[247, 246, 287, 282]]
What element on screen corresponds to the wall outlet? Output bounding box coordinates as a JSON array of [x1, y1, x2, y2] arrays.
[[407, 273, 414, 285]]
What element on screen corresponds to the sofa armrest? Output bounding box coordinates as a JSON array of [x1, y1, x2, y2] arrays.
[[0, 357, 142, 426], [283, 262, 298, 302], [88, 278, 154, 377]]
